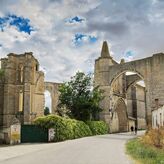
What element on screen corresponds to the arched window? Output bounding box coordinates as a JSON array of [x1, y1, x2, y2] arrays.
[[19, 90, 23, 111], [19, 65, 24, 83], [44, 90, 52, 114]]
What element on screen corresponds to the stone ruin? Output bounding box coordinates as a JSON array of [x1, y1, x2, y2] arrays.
[[0, 41, 164, 142]]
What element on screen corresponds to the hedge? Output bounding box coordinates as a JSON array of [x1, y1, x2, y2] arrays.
[[86, 121, 109, 135], [34, 115, 108, 142]]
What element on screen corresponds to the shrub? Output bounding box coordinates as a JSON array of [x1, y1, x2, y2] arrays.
[[142, 128, 164, 148], [73, 120, 92, 138], [34, 115, 92, 142], [86, 121, 109, 135], [34, 115, 74, 141]]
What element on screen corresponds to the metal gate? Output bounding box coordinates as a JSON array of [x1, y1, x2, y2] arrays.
[[21, 125, 48, 143]]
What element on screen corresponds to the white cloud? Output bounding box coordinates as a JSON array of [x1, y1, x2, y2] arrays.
[[0, 0, 164, 84]]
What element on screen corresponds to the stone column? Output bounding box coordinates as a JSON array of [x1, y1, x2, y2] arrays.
[[23, 62, 32, 124], [23, 83, 31, 124]]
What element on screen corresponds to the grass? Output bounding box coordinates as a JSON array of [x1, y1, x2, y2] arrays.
[[126, 138, 164, 164]]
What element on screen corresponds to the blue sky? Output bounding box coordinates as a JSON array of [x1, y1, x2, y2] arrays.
[[0, 0, 164, 83], [0, 14, 34, 34], [66, 16, 85, 24]]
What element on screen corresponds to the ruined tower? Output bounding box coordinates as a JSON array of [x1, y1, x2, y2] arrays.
[[0, 53, 45, 142]]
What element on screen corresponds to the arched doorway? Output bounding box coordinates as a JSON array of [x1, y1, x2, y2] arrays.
[[110, 71, 146, 132], [44, 82, 61, 114], [113, 98, 128, 132]]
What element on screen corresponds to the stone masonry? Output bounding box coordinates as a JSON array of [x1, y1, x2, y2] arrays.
[[0, 41, 164, 141], [0, 53, 45, 142], [94, 41, 164, 132]]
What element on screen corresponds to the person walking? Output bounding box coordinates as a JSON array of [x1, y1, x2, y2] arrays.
[[130, 126, 134, 134], [135, 127, 137, 135]]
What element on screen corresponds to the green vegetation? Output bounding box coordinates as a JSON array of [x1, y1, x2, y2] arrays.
[[58, 71, 104, 121], [126, 128, 164, 163], [34, 115, 108, 142], [86, 121, 109, 135], [44, 107, 50, 116], [126, 133, 164, 164]]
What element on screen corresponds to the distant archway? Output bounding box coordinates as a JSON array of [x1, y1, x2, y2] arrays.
[[94, 41, 164, 130], [44, 82, 61, 114], [44, 90, 52, 113], [110, 71, 146, 130], [114, 98, 128, 132]]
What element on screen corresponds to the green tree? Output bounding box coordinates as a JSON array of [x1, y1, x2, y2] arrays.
[[44, 107, 50, 115], [58, 71, 104, 121]]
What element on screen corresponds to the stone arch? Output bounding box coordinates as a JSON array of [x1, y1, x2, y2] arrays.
[[110, 71, 145, 94], [44, 82, 61, 114], [109, 71, 146, 130], [126, 74, 143, 91], [94, 41, 164, 128], [113, 98, 128, 132], [109, 68, 148, 128], [110, 70, 145, 87]]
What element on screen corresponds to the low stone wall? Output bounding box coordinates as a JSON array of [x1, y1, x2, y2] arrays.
[[0, 127, 10, 144]]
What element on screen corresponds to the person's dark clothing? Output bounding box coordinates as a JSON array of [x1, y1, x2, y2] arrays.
[[135, 127, 137, 134]]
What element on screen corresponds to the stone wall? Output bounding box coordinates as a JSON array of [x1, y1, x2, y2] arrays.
[[152, 105, 164, 128], [127, 84, 146, 129], [0, 53, 45, 142], [94, 41, 164, 130]]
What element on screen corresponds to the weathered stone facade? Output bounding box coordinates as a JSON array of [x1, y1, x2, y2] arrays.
[[152, 105, 164, 128], [0, 41, 164, 142], [94, 41, 164, 132], [0, 53, 45, 142], [127, 84, 146, 129]]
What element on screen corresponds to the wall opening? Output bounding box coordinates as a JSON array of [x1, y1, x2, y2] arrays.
[[110, 71, 147, 130], [44, 90, 52, 114], [19, 90, 23, 112], [114, 99, 128, 132]]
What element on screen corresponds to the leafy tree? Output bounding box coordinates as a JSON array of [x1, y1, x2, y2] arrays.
[[58, 71, 104, 121], [44, 106, 50, 116]]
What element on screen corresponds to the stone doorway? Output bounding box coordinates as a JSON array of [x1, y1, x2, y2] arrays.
[[114, 99, 128, 132]]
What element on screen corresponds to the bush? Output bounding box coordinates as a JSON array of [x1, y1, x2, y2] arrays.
[[73, 120, 92, 138], [34, 115, 92, 142], [86, 121, 109, 135], [34, 115, 74, 141], [34, 115, 109, 142], [142, 128, 164, 148]]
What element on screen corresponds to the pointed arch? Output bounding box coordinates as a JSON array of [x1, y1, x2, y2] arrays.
[[113, 98, 128, 132]]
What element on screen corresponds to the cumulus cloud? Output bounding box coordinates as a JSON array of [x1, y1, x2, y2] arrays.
[[0, 0, 164, 83]]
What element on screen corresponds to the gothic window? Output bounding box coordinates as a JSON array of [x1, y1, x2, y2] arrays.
[[36, 64, 39, 71], [19, 90, 23, 112], [19, 64, 24, 83]]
